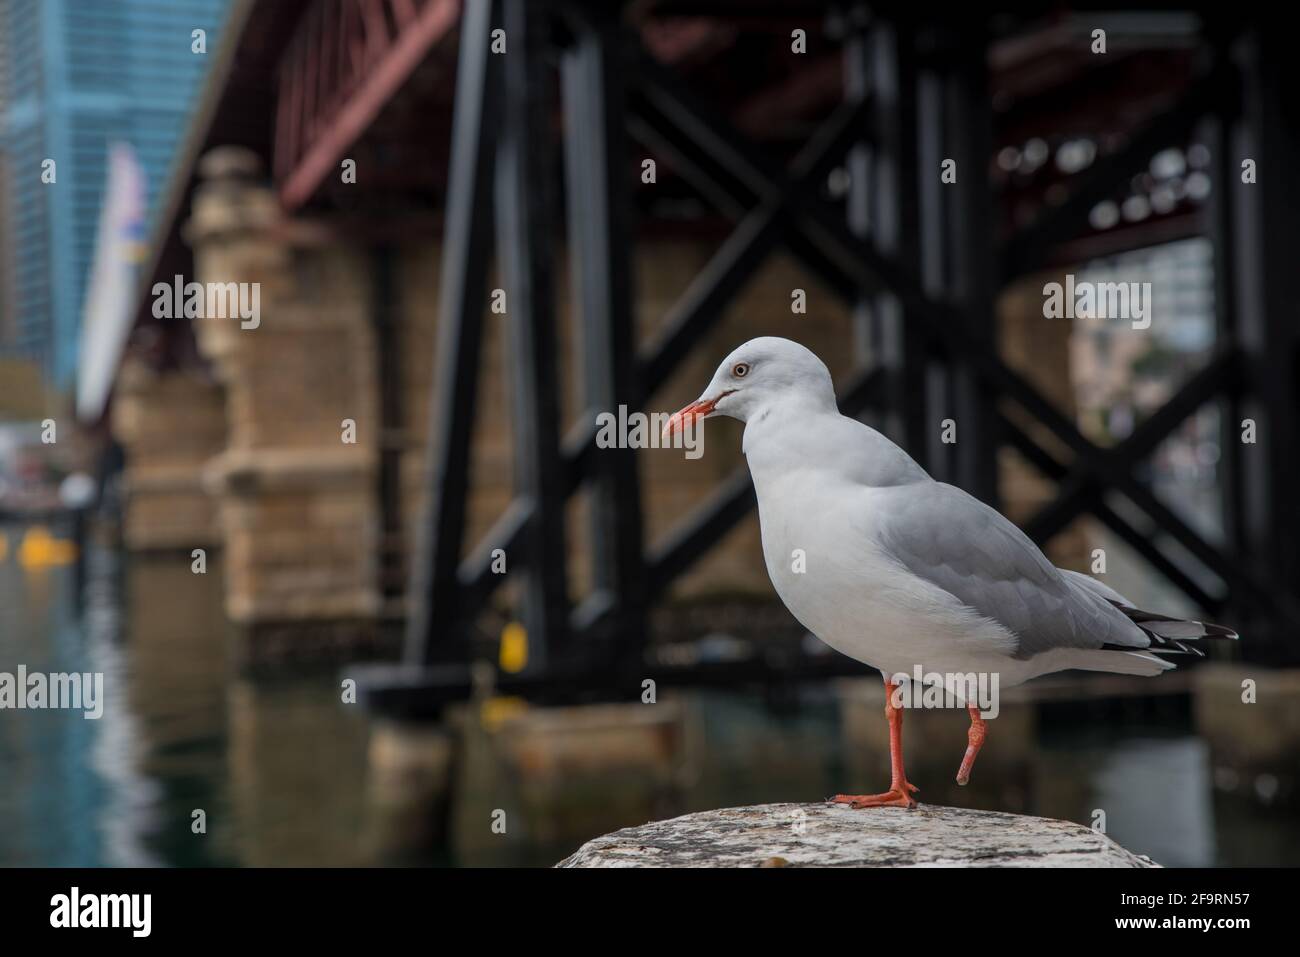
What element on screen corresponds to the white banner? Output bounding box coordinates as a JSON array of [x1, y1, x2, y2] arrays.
[[76, 142, 147, 422]]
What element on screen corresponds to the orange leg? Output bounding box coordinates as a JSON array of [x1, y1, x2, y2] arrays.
[[955, 705, 987, 785], [830, 678, 919, 809]]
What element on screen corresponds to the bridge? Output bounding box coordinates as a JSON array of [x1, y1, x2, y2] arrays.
[[91, 1, 1300, 712]]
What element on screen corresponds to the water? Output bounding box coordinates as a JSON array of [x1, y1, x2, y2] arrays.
[[1, 525, 1295, 866], [0, 530, 369, 867]]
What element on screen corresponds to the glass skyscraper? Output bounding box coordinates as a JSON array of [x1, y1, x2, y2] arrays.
[[0, 0, 229, 389]]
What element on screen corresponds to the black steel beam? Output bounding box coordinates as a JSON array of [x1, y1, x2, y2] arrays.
[[847, 16, 930, 465], [1090, 501, 1222, 616], [1000, 351, 1289, 624], [404, 7, 1293, 692], [633, 43, 1284, 638], [647, 468, 757, 600], [932, 19, 999, 505], [1114, 469, 1300, 630], [1022, 473, 1098, 547], [352, 648, 874, 721], [558, 93, 878, 511], [638, 206, 785, 399], [404, 0, 502, 665], [1226, 24, 1300, 652], [628, 92, 862, 301], [1111, 350, 1241, 469], [838, 364, 889, 419], [1000, 58, 1236, 281], [637, 97, 876, 401], [999, 414, 1223, 612], [562, 1, 649, 658], [495, 0, 571, 671], [1022, 349, 1241, 541], [456, 498, 533, 617], [1204, 109, 1246, 569], [632, 48, 1112, 483], [1004, 400, 1300, 632]]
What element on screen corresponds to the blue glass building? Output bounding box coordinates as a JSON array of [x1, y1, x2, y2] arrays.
[[0, 0, 229, 389]]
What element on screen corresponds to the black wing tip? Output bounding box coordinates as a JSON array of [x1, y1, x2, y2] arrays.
[[1197, 621, 1240, 640], [1109, 601, 1241, 642], [1103, 641, 1206, 658]]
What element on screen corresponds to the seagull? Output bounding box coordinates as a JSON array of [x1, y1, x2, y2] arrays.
[[663, 336, 1237, 809]]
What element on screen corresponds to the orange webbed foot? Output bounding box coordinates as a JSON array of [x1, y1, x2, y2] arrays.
[[829, 783, 918, 809]]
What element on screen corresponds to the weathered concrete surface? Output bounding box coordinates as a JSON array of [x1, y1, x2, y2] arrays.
[[557, 803, 1159, 868]]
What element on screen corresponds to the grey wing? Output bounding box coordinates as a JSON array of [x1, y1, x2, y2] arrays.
[[875, 483, 1147, 658], [1059, 568, 1134, 606]]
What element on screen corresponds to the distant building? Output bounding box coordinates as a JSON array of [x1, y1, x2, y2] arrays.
[[0, 12, 11, 347], [0, 0, 228, 389], [1069, 237, 1217, 442]]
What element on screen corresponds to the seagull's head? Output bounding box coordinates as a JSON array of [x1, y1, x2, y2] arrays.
[[663, 336, 836, 439]]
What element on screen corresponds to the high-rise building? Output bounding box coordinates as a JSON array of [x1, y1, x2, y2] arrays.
[[0, 0, 228, 389], [0, 7, 16, 351]]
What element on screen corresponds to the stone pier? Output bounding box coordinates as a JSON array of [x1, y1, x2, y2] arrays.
[[111, 358, 225, 552], [557, 803, 1159, 867], [186, 148, 382, 659]]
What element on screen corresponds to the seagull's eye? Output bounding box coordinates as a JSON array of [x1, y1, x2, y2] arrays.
[[732, 362, 750, 378]]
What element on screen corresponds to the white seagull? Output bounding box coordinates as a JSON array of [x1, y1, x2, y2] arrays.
[[664, 337, 1237, 809]]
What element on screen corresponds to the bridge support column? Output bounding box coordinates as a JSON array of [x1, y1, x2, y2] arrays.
[[112, 358, 225, 552], [188, 148, 382, 661]]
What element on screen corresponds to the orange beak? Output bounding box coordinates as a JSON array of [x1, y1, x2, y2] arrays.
[[662, 391, 732, 440]]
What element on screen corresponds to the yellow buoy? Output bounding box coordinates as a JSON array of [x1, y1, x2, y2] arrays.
[[17, 525, 78, 567], [0, 531, 8, 561], [499, 620, 529, 674]]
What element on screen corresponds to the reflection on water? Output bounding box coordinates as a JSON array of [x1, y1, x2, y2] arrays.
[[0, 531, 368, 867], [1089, 737, 1216, 866], [0, 526, 1295, 866]]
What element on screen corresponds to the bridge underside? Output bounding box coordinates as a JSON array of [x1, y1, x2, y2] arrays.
[[120, 1, 1300, 706]]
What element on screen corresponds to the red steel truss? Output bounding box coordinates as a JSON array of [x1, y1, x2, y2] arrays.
[[274, 0, 459, 210]]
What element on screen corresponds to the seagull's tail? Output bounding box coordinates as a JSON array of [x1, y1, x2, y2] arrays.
[[1064, 649, 1176, 677], [1107, 602, 1240, 659]]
